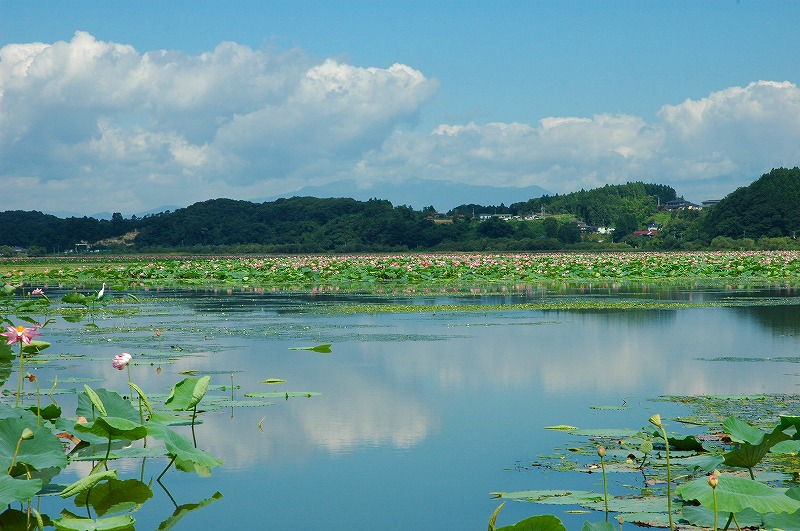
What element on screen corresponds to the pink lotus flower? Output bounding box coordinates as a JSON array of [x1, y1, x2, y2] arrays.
[[112, 352, 132, 370], [2, 325, 41, 346], [31, 288, 44, 295]]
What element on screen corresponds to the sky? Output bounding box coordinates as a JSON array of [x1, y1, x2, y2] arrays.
[[2, 1, 800, 216]]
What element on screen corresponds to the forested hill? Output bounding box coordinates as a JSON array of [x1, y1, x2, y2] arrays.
[[699, 167, 800, 239], [3, 171, 800, 254], [448, 182, 677, 226]]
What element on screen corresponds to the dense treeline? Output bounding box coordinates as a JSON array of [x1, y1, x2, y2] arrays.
[[0, 210, 138, 255], [3, 170, 800, 255]]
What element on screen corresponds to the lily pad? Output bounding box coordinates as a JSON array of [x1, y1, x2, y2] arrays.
[[289, 344, 332, 353], [493, 489, 603, 505]]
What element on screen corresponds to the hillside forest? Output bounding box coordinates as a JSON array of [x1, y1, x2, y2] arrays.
[[2, 168, 800, 255]]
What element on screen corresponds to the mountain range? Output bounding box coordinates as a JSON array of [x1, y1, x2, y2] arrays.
[[46, 179, 551, 219], [257, 178, 551, 212]]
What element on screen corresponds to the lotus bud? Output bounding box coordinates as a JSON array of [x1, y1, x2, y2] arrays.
[[708, 473, 718, 488], [648, 414, 663, 428], [597, 445, 606, 457], [112, 352, 132, 370], [21, 428, 34, 440]]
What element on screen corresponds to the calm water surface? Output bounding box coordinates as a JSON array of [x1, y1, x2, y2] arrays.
[[19, 283, 800, 529]]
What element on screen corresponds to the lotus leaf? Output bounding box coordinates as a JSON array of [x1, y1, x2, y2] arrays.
[[73, 416, 147, 443], [494, 514, 568, 531], [676, 474, 800, 515], [0, 417, 68, 473], [61, 293, 89, 305], [21, 339, 50, 354], [146, 422, 222, 475], [53, 511, 135, 531], [724, 416, 769, 445], [761, 508, 800, 530], [77, 388, 139, 423], [723, 425, 789, 471], [60, 470, 118, 498], [165, 376, 210, 411], [681, 505, 763, 528], [581, 523, 615, 531], [0, 474, 43, 505], [243, 391, 320, 399], [494, 490, 603, 505]]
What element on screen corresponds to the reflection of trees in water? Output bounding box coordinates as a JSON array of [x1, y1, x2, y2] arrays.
[[732, 305, 800, 336]]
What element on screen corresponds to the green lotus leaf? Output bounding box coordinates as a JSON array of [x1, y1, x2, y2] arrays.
[[81, 385, 107, 417], [61, 293, 88, 305], [676, 474, 800, 515], [0, 507, 48, 529], [770, 439, 800, 455], [780, 416, 800, 439], [77, 388, 139, 423], [0, 417, 68, 473], [0, 342, 13, 360], [73, 416, 147, 442], [60, 469, 118, 499], [724, 416, 768, 445], [0, 474, 43, 505], [165, 376, 210, 411], [146, 422, 222, 475], [761, 508, 800, 530], [74, 478, 152, 517], [27, 403, 62, 421], [581, 495, 670, 515], [493, 490, 603, 505], [723, 425, 789, 470], [243, 391, 320, 399], [581, 523, 615, 531], [289, 344, 331, 353], [52, 511, 134, 531], [494, 514, 568, 531], [21, 340, 50, 354], [681, 505, 764, 528]]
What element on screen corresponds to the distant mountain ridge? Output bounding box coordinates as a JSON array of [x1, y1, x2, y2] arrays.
[[257, 178, 550, 211]]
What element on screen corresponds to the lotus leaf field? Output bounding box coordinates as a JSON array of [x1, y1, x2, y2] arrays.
[[4, 251, 800, 530], [5, 251, 800, 288]]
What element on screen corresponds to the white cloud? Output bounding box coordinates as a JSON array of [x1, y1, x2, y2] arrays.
[[1, 30, 799, 214], [352, 81, 800, 201], [0, 32, 437, 214]]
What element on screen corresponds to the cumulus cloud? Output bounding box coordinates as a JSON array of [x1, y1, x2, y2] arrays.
[[1, 31, 799, 214], [351, 80, 800, 202], [0, 32, 437, 213]]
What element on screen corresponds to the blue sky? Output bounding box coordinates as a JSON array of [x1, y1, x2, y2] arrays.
[[2, 1, 800, 215]]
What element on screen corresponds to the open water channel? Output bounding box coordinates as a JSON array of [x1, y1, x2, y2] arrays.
[[10, 282, 800, 529]]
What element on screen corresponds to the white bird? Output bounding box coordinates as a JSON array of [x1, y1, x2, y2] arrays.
[[97, 283, 106, 301]]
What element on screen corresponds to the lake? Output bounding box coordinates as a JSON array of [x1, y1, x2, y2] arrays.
[[13, 282, 800, 529]]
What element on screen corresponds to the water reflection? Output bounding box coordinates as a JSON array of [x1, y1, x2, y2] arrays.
[[22, 283, 800, 529]]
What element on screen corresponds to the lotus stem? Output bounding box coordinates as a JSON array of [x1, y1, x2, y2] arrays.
[[191, 404, 198, 448], [157, 455, 177, 483], [104, 434, 112, 469], [15, 343, 24, 407], [8, 428, 33, 475], [709, 474, 719, 531], [598, 445, 609, 521], [126, 364, 134, 402], [649, 414, 674, 530]]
